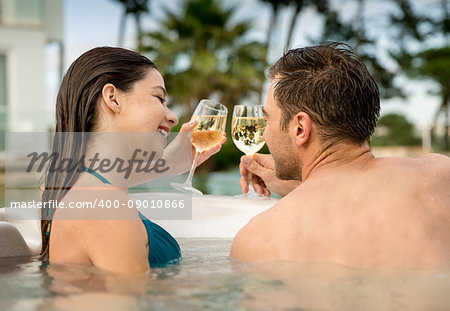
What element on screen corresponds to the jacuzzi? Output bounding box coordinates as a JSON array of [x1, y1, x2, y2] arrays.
[[1, 195, 450, 311]]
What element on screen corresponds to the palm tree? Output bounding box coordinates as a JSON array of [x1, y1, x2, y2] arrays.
[[284, 0, 328, 50], [260, 0, 290, 59], [390, 0, 450, 150], [412, 47, 450, 150], [112, 0, 149, 49], [284, 0, 304, 50], [141, 0, 266, 116]]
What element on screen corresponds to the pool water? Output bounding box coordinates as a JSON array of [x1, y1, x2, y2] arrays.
[[1, 238, 450, 311]]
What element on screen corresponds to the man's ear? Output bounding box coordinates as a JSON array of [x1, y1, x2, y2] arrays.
[[293, 112, 311, 146], [101, 83, 120, 114]]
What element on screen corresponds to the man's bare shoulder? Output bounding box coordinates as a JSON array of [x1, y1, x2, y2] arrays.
[[417, 153, 450, 169], [404, 153, 450, 186], [230, 202, 285, 262], [369, 153, 449, 182], [419, 152, 450, 160], [417, 153, 450, 199]]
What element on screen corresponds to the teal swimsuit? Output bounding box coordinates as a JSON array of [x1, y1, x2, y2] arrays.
[[49, 167, 181, 268]]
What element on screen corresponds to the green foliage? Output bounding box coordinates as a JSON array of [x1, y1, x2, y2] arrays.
[[141, 0, 267, 115], [211, 138, 243, 171], [392, 45, 450, 100], [390, 0, 426, 40], [371, 113, 421, 146], [413, 47, 450, 95], [389, 0, 449, 150], [139, 0, 268, 171]]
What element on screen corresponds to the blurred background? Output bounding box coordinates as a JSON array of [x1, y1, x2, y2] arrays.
[[0, 0, 448, 198]]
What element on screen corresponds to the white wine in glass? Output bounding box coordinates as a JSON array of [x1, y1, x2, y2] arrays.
[[191, 115, 227, 151], [231, 105, 266, 197], [171, 100, 227, 196]]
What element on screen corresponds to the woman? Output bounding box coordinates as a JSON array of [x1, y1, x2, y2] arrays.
[[41, 47, 224, 275]]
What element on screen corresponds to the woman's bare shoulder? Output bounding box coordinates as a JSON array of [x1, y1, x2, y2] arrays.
[[55, 184, 138, 218], [52, 188, 150, 275]]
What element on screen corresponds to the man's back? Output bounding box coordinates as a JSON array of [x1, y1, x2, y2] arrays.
[[231, 153, 450, 267]]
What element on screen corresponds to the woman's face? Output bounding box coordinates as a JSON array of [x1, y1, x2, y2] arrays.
[[114, 69, 178, 138]]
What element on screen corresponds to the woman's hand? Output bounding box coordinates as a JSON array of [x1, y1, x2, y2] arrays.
[[239, 153, 301, 197], [165, 120, 226, 174], [178, 120, 226, 167]]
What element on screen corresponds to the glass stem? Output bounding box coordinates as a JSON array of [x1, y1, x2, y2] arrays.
[[248, 171, 256, 193], [185, 151, 202, 186], [246, 153, 256, 193]]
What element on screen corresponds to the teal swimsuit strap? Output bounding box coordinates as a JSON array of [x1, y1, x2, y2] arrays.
[[46, 167, 111, 218], [78, 166, 112, 185], [46, 167, 112, 237]]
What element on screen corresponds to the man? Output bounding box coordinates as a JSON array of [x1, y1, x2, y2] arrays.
[[230, 42, 450, 267]]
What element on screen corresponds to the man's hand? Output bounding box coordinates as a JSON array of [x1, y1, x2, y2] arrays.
[[239, 153, 301, 197]]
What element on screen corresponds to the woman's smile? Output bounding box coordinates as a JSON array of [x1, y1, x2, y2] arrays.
[[157, 125, 170, 144]]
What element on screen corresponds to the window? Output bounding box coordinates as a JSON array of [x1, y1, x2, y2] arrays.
[[14, 0, 44, 24], [0, 54, 6, 150], [0, 54, 6, 107], [0, 1, 3, 24]]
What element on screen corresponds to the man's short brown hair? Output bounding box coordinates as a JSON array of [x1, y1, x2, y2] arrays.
[[268, 42, 380, 146]]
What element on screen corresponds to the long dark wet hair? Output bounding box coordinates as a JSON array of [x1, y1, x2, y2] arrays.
[[40, 47, 158, 259]]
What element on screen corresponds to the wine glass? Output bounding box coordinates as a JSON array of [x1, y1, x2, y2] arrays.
[[171, 99, 228, 196], [231, 105, 267, 198]]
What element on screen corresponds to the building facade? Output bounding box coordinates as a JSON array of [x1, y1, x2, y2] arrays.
[[0, 0, 62, 150]]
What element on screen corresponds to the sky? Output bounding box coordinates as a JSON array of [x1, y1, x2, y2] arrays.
[[45, 0, 446, 129]]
